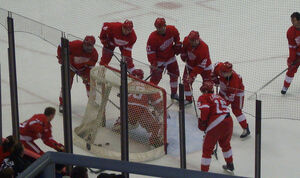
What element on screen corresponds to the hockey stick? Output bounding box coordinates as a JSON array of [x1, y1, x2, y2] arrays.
[[184, 65, 199, 118], [144, 72, 153, 81], [213, 142, 218, 160], [247, 60, 300, 100], [247, 67, 288, 100], [212, 85, 219, 160]]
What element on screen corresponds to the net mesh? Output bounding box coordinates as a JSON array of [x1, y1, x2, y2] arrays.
[[74, 65, 167, 162]]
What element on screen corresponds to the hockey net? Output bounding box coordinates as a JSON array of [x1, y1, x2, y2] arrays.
[[74, 65, 167, 162]]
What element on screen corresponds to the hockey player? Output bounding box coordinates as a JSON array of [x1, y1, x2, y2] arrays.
[[57, 35, 98, 113], [19, 107, 64, 156], [212, 62, 250, 138], [146, 17, 182, 100], [113, 69, 163, 147], [99, 19, 137, 74], [181, 30, 213, 105], [281, 12, 300, 94], [197, 81, 234, 173]]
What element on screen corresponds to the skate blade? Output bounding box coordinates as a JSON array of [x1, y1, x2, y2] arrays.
[[223, 169, 234, 175]]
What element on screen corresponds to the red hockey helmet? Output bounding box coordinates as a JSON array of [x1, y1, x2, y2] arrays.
[[132, 69, 144, 79], [154, 18, 166, 28], [188, 30, 200, 41], [122, 19, 133, 30], [83, 35, 96, 46], [200, 81, 214, 93], [220, 62, 233, 73]]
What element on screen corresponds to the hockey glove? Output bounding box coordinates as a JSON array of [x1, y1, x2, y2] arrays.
[[184, 75, 195, 84], [57, 56, 62, 64], [173, 42, 182, 55], [54, 143, 65, 152], [198, 119, 207, 131], [180, 53, 188, 62]]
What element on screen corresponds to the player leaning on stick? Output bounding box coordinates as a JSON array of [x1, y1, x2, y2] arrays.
[[197, 81, 234, 173], [99, 19, 138, 74], [212, 62, 250, 138], [146, 17, 182, 101], [281, 12, 300, 94], [57, 35, 99, 113], [181, 30, 213, 105]]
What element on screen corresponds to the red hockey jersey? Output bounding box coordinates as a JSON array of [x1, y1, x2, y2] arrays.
[[181, 37, 212, 78], [128, 82, 163, 112], [212, 62, 244, 102], [146, 25, 180, 64], [197, 93, 230, 132], [287, 26, 300, 65], [99, 22, 137, 58], [57, 40, 98, 72], [19, 114, 63, 151]]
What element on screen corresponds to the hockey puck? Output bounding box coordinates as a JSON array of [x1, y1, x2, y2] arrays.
[[86, 143, 91, 150]]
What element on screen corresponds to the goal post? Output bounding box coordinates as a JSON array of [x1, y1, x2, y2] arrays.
[[73, 65, 168, 162]]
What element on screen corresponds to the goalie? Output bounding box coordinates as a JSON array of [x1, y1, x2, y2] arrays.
[[112, 69, 164, 147]]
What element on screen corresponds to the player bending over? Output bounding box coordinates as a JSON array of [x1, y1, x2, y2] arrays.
[[99, 19, 138, 74], [57, 35, 98, 113], [212, 62, 250, 138], [181, 30, 213, 105], [19, 107, 64, 156]]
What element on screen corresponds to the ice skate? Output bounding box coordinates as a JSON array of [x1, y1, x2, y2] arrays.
[[170, 93, 179, 101], [222, 163, 234, 174], [281, 86, 288, 95], [240, 126, 250, 138]]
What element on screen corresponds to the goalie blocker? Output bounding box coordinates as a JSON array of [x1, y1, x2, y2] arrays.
[[74, 65, 167, 162]]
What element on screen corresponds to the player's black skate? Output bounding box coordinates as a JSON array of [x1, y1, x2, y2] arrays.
[[171, 93, 180, 101], [222, 162, 234, 174], [59, 104, 63, 114], [281, 87, 287, 95], [240, 126, 250, 138]]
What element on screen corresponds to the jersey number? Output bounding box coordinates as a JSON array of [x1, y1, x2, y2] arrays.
[[214, 99, 228, 114]]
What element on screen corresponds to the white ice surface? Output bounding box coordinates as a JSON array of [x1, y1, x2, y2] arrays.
[[1, 1, 300, 177]]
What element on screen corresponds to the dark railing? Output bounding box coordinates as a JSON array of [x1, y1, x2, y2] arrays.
[[18, 152, 244, 178]]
